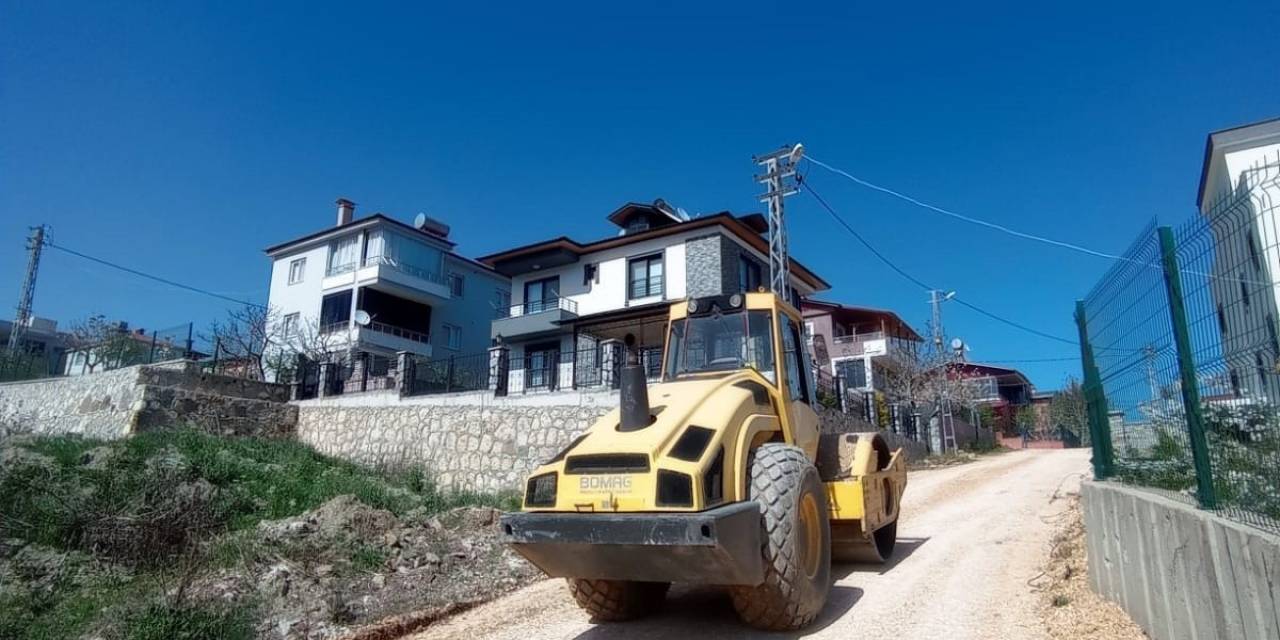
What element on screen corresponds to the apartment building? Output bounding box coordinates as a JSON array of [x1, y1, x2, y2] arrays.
[[263, 199, 508, 379], [477, 200, 830, 393]]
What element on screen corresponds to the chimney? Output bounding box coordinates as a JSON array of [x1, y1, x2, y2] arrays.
[[336, 198, 356, 226]]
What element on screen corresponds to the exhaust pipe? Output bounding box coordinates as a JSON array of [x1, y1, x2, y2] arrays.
[[619, 333, 651, 432]]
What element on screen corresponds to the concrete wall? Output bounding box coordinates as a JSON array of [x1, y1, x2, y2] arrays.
[[0, 361, 297, 442], [1082, 481, 1280, 640]]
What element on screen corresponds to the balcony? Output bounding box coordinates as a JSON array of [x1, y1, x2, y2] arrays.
[[491, 297, 579, 340], [322, 257, 451, 302], [318, 320, 433, 357], [830, 331, 888, 358]]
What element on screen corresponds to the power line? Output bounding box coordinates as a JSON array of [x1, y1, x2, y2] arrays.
[[798, 174, 1082, 347], [44, 241, 265, 309], [805, 154, 1130, 261], [805, 154, 1272, 289]]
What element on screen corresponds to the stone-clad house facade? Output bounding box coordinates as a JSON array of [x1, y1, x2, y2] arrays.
[[476, 200, 830, 393]]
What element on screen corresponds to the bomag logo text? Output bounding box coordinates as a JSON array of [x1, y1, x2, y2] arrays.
[[579, 476, 632, 493]]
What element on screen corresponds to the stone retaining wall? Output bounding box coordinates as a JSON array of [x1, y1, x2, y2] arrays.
[[297, 389, 930, 493], [0, 361, 296, 442]]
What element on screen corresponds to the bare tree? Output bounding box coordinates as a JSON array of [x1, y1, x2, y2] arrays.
[[207, 306, 337, 381], [66, 315, 147, 373]]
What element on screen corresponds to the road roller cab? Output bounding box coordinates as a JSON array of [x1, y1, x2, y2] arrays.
[[500, 291, 907, 631]]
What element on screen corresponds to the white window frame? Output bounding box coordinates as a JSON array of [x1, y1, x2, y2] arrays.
[[448, 272, 465, 297], [282, 313, 300, 339], [288, 258, 307, 285], [443, 323, 462, 350]]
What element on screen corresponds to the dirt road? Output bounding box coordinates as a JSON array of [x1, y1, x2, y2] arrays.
[[410, 449, 1091, 640]]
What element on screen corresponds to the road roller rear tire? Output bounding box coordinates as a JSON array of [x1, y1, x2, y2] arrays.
[[567, 579, 669, 622], [729, 444, 831, 631]]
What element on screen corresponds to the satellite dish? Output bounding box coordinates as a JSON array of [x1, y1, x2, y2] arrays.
[[413, 213, 427, 229], [950, 338, 963, 350], [676, 207, 691, 222], [354, 310, 372, 326]]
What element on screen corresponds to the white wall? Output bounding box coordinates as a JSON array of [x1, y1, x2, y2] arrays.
[[266, 243, 331, 333], [507, 225, 814, 316], [431, 255, 511, 356]]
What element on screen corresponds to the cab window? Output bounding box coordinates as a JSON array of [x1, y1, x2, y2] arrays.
[[780, 314, 810, 403]]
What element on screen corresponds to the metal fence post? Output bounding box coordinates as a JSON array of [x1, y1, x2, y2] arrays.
[[1157, 226, 1218, 509], [1075, 300, 1114, 479]]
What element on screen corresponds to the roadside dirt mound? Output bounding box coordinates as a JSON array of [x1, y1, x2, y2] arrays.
[[1035, 495, 1147, 639], [198, 497, 540, 639]]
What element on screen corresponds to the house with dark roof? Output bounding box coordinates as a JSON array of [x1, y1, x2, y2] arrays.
[[263, 199, 509, 381], [800, 299, 922, 394], [477, 199, 830, 393]]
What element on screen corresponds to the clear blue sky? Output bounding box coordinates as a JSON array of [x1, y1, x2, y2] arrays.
[[3, 1, 1278, 389]]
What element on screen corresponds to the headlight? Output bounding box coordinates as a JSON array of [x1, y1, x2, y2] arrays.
[[687, 298, 699, 314], [729, 293, 743, 308], [525, 472, 557, 507]]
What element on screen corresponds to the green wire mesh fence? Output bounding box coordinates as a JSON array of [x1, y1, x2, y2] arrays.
[[1078, 152, 1280, 534]]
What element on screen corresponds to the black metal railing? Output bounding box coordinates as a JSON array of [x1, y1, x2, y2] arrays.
[[407, 351, 493, 396]]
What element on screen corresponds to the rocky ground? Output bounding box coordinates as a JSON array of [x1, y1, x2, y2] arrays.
[[196, 498, 541, 639]]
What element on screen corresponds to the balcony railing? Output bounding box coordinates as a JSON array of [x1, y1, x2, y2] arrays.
[[496, 297, 579, 319], [365, 321, 429, 344], [629, 275, 664, 299], [326, 261, 358, 277], [319, 321, 350, 335], [833, 331, 884, 344], [361, 255, 447, 286]]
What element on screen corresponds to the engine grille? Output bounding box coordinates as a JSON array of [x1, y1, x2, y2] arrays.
[[563, 453, 650, 475]]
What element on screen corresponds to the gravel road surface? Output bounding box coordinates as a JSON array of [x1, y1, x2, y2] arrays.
[[410, 449, 1092, 640]]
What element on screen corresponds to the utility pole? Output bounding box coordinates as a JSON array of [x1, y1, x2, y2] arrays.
[[8, 225, 46, 352], [754, 144, 804, 302], [930, 289, 954, 351], [929, 289, 958, 452]]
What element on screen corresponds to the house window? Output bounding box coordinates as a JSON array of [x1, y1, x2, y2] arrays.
[[1248, 232, 1261, 272], [1240, 272, 1251, 307], [495, 289, 511, 316], [448, 272, 465, 297], [836, 359, 867, 388], [319, 290, 352, 331], [1256, 352, 1268, 387], [281, 313, 300, 339], [1230, 369, 1241, 397], [288, 258, 306, 285], [628, 253, 664, 299], [739, 256, 762, 293], [524, 276, 560, 314], [443, 324, 461, 350], [583, 263, 598, 286], [327, 235, 360, 275], [1218, 304, 1228, 336]]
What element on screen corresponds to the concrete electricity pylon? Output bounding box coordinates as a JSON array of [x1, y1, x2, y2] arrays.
[[8, 225, 47, 352], [754, 144, 804, 302]]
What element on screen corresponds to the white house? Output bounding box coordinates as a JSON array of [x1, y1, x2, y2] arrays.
[[1197, 117, 1280, 400], [476, 200, 830, 393], [263, 199, 509, 380]]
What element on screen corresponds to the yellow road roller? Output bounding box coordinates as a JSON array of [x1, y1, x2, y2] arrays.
[[500, 291, 907, 630]]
